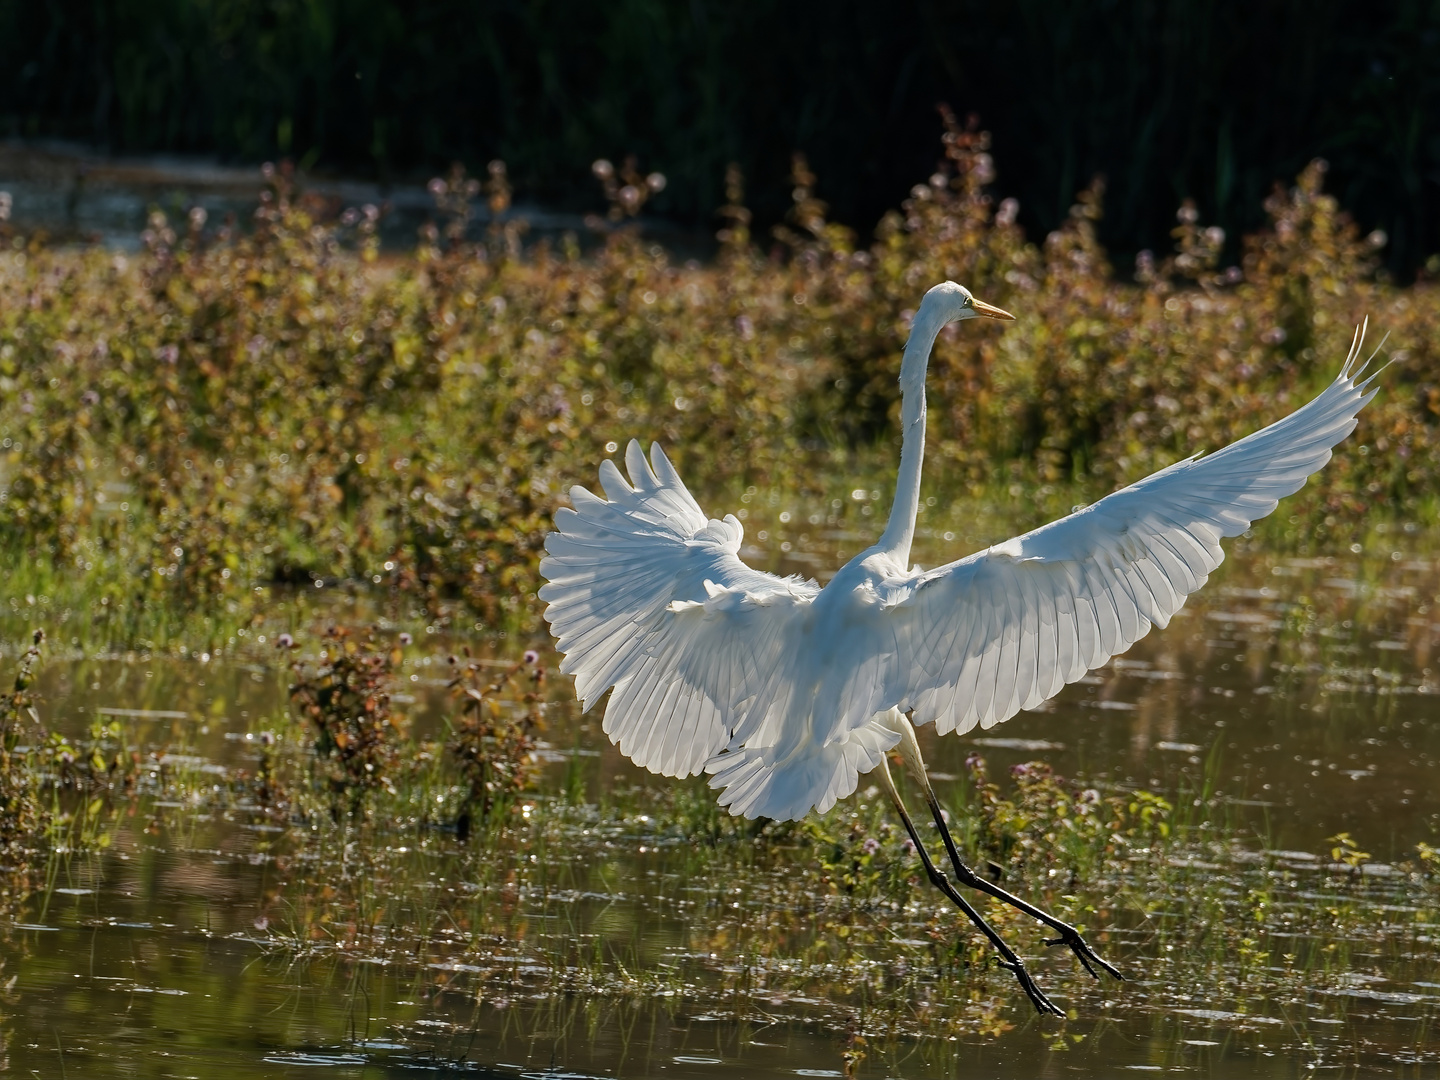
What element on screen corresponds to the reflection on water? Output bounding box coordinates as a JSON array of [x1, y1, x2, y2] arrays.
[[2, 531, 1439, 1077]]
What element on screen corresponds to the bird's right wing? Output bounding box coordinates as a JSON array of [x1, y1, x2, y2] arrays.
[[882, 329, 1382, 737], [540, 440, 818, 779]]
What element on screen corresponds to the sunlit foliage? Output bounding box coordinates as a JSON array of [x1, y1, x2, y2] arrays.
[[0, 121, 1433, 649]]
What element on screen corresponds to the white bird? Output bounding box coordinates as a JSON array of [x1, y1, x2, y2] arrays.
[[539, 281, 1380, 1015]]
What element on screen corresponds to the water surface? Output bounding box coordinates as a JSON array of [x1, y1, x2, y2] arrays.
[[4, 528, 1439, 1078]]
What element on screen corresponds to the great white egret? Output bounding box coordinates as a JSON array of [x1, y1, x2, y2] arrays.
[[539, 281, 1380, 1015]]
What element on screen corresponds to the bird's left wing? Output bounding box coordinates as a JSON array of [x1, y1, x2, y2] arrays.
[[540, 440, 818, 778], [880, 335, 1381, 737]]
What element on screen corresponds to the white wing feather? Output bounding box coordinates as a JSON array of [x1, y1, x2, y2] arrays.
[[545, 330, 1379, 823], [881, 335, 1381, 737], [539, 440, 818, 778]]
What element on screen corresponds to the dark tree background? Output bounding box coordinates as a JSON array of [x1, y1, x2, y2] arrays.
[[3, 0, 1438, 271]]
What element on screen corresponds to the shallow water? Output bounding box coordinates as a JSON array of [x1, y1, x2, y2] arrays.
[[4, 530, 1440, 1077]]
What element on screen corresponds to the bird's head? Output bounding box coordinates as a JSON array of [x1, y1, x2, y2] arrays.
[[900, 282, 1014, 389], [918, 280, 1015, 326]]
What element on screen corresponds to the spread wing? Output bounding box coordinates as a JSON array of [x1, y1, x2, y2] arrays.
[[539, 440, 818, 778], [881, 328, 1382, 736]]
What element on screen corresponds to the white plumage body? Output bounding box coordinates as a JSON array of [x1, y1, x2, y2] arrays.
[[540, 283, 1380, 824]]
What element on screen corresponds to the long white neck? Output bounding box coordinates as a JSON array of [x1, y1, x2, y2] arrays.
[[876, 304, 947, 564]]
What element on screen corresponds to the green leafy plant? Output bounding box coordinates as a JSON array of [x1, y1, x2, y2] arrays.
[[445, 649, 546, 839], [1328, 831, 1372, 872], [288, 626, 407, 813], [964, 753, 1172, 875]]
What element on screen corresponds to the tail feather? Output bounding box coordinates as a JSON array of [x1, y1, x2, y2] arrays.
[[706, 722, 898, 821]]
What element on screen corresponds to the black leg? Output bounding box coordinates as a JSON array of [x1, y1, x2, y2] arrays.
[[881, 709, 1124, 984], [920, 786, 1124, 982], [876, 758, 1064, 1017]]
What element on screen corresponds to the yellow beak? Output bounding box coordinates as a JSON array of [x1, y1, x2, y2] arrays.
[[971, 297, 1016, 321]]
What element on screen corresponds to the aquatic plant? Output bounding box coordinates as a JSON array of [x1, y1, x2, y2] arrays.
[[963, 753, 1172, 880], [445, 649, 546, 839], [0, 630, 42, 856], [39, 717, 138, 793], [288, 626, 407, 813]]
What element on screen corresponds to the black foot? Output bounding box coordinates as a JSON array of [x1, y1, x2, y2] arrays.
[[917, 784, 1125, 987], [1044, 925, 1124, 982], [1000, 958, 1065, 1017]]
